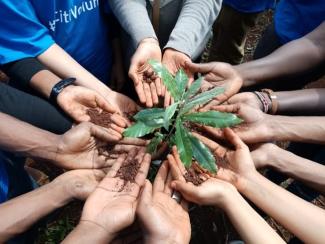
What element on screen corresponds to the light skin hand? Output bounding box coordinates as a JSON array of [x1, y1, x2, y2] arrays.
[[63, 149, 151, 244], [129, 38, 162, 107], [137, 162, 191, 244], [185, 62, 243, 110], [162, 48, 193, 107]]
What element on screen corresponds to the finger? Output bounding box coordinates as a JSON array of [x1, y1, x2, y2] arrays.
[[143, 83, 153, 108], [163, 171, 173, 195], [89, 123, 121, 142], [106, 153, 127, 177], [172, 146, 187, 175], [135, 81, 147, 104], [224, 128, 247, 150], [170, 180, 200, 204], [210, 104, 240, 114], [161, 84, 166, 97], [167, 154, 185, 182], [150, 82, 159, 105], [155, 77, 162, 96], [110, 123, 125, 134], [153, 161, 169, 192], [185, 61, 214, 74], [95, 94, 117, 114], [110, 113, 127, 128], [106, 128, 122, 140], [112, 145, 144, 153], [134, 153, 151, 186], [118, 138, 149, 146], [191, 132, 227, 158], [138, 180, 153, 207], [164, 90, 171, 108]]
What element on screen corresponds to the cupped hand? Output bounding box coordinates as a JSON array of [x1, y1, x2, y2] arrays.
[[162, 48, 193, 107], [228, 92, 263, 110], [202, 103, 272, 144], [137, 161, 191, 244], [129, 38, 162, 107], [57, 85, 118, 122], [80, 149, 151, 238], [191, 128, 257, 192], [185, 62, 243, 110], [55, 122, 123, 169]]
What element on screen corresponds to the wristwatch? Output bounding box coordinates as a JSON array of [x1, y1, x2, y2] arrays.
[[49, 78, 76, 104]]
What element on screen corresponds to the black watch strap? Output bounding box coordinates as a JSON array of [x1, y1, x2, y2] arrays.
[[49, 78, 76, 104]]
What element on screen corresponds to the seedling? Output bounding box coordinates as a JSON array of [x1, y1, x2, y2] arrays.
[[123, 60, 242, 173]]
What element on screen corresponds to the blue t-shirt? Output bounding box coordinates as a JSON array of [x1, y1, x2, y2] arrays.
[[0, 0, 112, 82], [275, 0, 325, 44], [223, 0, 275, 13], [0, 152, 9, 203]]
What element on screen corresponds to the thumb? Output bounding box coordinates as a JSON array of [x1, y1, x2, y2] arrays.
[[129, 63, 140, 85], [138, 180, 153, 209], [171, 180, 199, 204], [95, 94, 117, 114], [89, 123, 121, 142]]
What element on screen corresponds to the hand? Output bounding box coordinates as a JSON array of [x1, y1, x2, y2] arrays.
[[137, 162, 191, 244], [162, 48, 193, 107], [185, 62, 243, 109], [129, 38, 162, 107], [167, 148, 238, 209], [191, 128, 257, 191], [107, 91, 140, 120], [54, 169, 106, 200], [251, 143, 280, 169], [57, 85, 119, 123], [55, 122, 123, 169], [228, 92, 263, 110], [79, 149, 151, 239], [203, 103, 273, 144]]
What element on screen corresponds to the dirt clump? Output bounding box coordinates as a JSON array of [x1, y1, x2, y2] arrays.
[[116, 157, 141, 185], [87, 108, 114, 129], [184, 165, 204, 186]]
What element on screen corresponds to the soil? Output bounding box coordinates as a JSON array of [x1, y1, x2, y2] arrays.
[[116, 156, 141, 188], [184, 166, 204, 186], [87, 108, 114, 129]]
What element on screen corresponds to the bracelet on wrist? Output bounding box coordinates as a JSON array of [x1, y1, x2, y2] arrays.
[[49, 78, 76, 104], [261, 88, 278, 115]]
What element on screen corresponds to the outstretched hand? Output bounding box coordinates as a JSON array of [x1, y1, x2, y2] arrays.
[[185, 62, 243, 110], [137, 161, 191, 244]]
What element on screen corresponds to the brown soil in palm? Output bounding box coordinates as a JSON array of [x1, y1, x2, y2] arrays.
[[87, 108, 114, 129], [184, 166, 204, 186], [116, 157, 141, 185]]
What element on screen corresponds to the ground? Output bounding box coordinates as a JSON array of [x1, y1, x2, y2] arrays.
[[1, 9, 324, 244]]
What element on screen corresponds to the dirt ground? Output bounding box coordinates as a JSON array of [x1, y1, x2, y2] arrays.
[[1, 9, 324, 244]]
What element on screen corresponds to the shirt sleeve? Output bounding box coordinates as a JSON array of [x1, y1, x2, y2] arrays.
[[165, 0, 222, 58], [109, 0, 157, 47], [0, 0, 55, 65]]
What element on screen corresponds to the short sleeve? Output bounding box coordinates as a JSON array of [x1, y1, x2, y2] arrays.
[[0, 0, 55, 65]]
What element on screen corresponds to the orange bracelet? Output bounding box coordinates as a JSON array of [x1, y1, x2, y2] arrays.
[[261, 89, 278, 115]]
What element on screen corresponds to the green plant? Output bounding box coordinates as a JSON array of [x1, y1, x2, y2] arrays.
[[123, 60, 242, 173]]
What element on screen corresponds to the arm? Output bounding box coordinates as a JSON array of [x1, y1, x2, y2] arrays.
[[236, 22, 325, 87], [109, 0, 156, 47], [0, 170, 102, 242], [252, 144, 325, 194]]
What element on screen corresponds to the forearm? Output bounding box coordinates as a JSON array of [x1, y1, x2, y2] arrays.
[[270, 147, 325, 194], [109, 0, 156, 47], [0, 178, 72, 242], [37, 44, 112, 98], [223, 191, 284, 244], [0, 113, 59, 161], [268, 115, 325, 144], [63, 222, 114, 244], [275, 89, 325, 115], [165, 0, 221, 58], [242, 172, 325, 243]]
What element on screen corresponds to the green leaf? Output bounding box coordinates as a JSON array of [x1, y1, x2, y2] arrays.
[[147, 132, 164, 153], [148, 59, 181, 101], [183, 76, 202, 101], [189, 135, 217, 173], [163, 102, 179, 130], [175, 119, 193, 167], [175, 69, 188, 96], [182, 111, 243, 128], [181, 87, 225, 114], [134, 108, 165, 122], [123, 121, 157, 138]]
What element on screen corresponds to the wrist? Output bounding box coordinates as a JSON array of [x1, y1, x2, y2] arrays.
[[144, 233, 188, 244], [29, 133, 61, 163], [139, 37, 159, 47], [46, 177, 74, 208]]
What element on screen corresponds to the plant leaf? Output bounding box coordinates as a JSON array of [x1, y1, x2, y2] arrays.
[[123, 121, 157, 138], [182, 111, 243, 128], [175, 69, 188, 97], [147, 132, 164, 153], [183, 76, 202, 101], [134, 108, 165, 122], [148, 59, 181, 101], [163, 102, 179, 130], [175, 119, 193, 167], [181, 87, 225, 114], [189, 135, 217, 173]]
